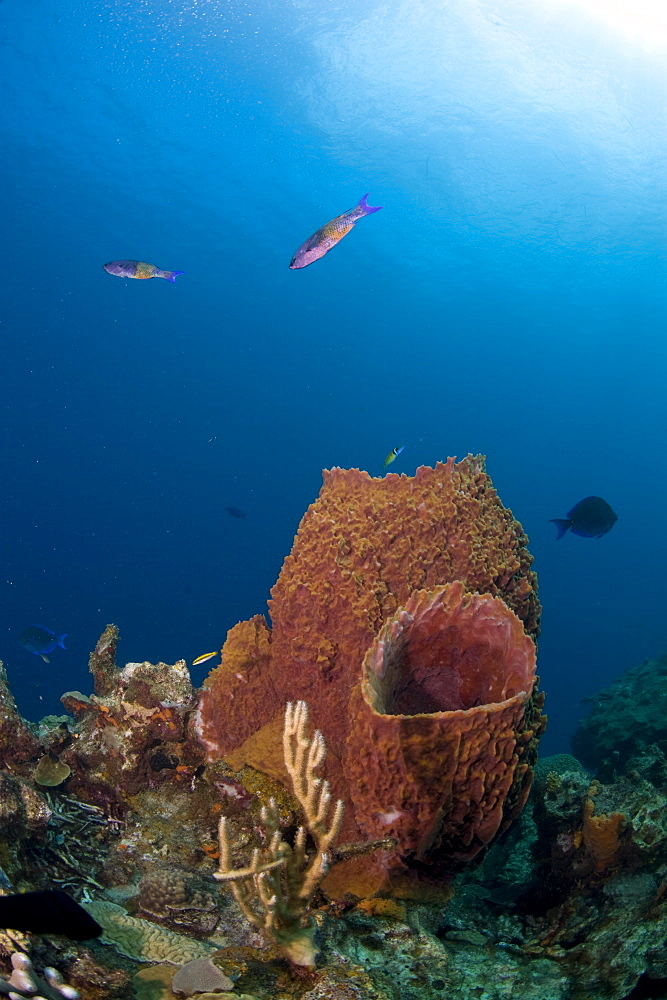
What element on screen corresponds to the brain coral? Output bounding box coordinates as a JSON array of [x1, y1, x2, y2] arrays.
[[83, 900, 215, 964], [195, 457, 540, 764], [345, 582, 539, 863]]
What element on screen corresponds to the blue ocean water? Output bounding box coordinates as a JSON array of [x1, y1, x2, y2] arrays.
[[1, 0, 665, 756]]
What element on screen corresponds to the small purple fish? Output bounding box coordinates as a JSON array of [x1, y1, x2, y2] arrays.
[[104, 260, 184, 282], [290, 194, 382, 269]]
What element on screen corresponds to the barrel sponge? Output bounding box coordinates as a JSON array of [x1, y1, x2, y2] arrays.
[[195, 457, 540, 778], [195, 615, 273, 758], [344, 582, 538, 863], [269, 457, 540, 681]]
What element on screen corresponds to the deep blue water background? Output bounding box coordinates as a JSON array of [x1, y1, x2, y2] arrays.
[[1, 0, 666, 755]]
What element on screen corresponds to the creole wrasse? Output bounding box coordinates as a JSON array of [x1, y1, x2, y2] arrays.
[[383, 445, 405, 468], [290, 194, 382, 269], [104, 260, 184, 282]]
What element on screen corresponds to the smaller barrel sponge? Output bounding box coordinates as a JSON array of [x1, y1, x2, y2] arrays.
[[344, 582, 539, 865]]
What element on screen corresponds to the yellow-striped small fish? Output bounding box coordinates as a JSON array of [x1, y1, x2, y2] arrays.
[[192, 651, 218, 666], [383, 444, 405, 468]]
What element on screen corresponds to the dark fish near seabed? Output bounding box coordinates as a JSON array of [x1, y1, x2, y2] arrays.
[[289, 194, 382, 269], [0, 890, 102, 940], [104, 260, 184, 282], [550, 496, 618, 539], [19, 625, 68, 663]]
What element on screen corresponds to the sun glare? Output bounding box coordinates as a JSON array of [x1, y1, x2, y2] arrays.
[[559, 0, 667, 49]]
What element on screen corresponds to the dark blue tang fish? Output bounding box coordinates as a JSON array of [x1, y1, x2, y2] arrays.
[[19, 625, 68, 663], [550, 496, 617, 539], [0, 889, 102, 941]]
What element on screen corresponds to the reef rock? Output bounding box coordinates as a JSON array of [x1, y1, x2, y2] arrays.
[[573, 653, 667, 775]]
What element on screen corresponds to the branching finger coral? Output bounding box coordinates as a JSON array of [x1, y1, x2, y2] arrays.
[[0, 953, 79, 1000], [214, 701, 343, 967]]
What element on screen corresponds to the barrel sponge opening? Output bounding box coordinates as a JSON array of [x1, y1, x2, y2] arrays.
[[345, 581, 540, 862], [363, 581, 537, 717]]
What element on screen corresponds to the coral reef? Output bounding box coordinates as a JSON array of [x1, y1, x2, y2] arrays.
[[59, 624, 204, 805], [9, 468, 667, 998], [0, 662, 41, 770], [1, 623, 667, 998], [573, 652, 667, 775]]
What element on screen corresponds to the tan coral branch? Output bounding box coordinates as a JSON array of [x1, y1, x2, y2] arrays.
[[213, 700, 344, 966]]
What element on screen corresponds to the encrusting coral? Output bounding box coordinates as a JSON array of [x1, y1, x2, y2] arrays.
[[214, 701, 344, 967], [194, 458, 544, 876], [33, 752, 71, 788], [170, 956, 233, 994], [0, 663, 41, 771], [581, 793, 626, 873]]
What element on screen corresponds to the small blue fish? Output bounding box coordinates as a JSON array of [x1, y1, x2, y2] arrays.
[[383, 444, 405, 468], [19, 625, 68, 663]]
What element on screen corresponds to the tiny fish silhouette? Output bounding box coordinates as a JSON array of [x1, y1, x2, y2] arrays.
[[0, 889, 102, 941], [225, 506, 246, 519], [290, 194, 382, 269], [104, 260, 184, 282], [550, 496, 618, 539], [19, 625, 68, 663]]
